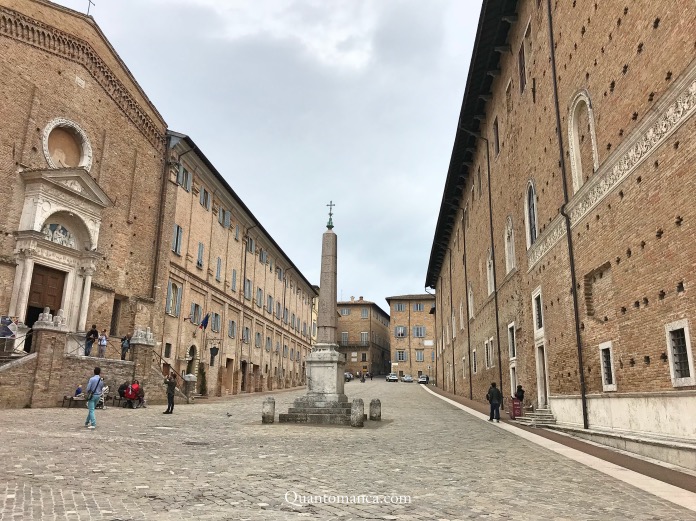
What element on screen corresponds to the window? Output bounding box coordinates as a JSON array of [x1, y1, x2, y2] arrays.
[[283, 344, 288, 357], [303, 322, 307, 336], [484, 339, 492, 369], [176, 164, 191, 191], [242, 326, 250, 344], [196, 243, 204, 269], [199, 187, 211, 210], [247, 237, 255, 254], [508, 322, 516, 359], [341, 332, 348, 345], [518, 23, 530, 94], [472, 349, 478, 374], [477, 166, 482, 198], [395, 303, 405, 312], [267, 295, 273, 313], [255, 331, 262, 348], [276, 267, 283, 281], [395, 326, 406, 338], [231, 269, 237, 292], [451, 312, 456, 338], [493, 117, 500, 156], [216, 257, 221, 281], [533, 288, 544, 336], [413, 326, 425, 338], [341, 308, 350, 316], [210, 346, 218, 367], [256, 288, 263, 307], [291, 314, 296, 329], [361, 352, 367, 362], [599, 341, 617, 392], [505, 216, 516, 274], [164, 343, 172, 358], [361, 307, 368, 318], [228, 320, 236, 338], [416, 350, 424, 362], [467, 284, 474, 319], [568, 91, 600, 194], [235, 224, 240, 241], [172, 224, 183, 255], [360, 332, 369, 346], [459, 302, 464, 330], [283, 308, 288, 324], [190, 303, 203, 325], [210, 313, 221, 333], [665, 320, 695, 386], [525, 182, 538, 247], [259, 249, 267, 264], [396, 350, 406, 362], [244, 279, 252, 300], [487, 249, 494, 295], [276, 302, 282, 319], [265, 336, 272, 351], [218, 208, 231, 228], [165, 280, 182, 317], [413, 303, 424, 312], [312, 322, 317, 336]]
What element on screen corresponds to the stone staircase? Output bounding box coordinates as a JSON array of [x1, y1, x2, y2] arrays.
[[515, 407, 557, 427], [0, 350, 28, 369], [279, 403, 353, 425]]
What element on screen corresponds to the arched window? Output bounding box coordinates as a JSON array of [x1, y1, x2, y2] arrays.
[[525, 182, 538, 248], [486, 249, 494, 295], [166, 280, 182, 317], [568, 90, 599, 193], [504, 216, 515, 274]]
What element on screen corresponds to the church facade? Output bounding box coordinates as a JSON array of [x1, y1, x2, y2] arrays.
[[427, 0, 696, 451], [0, 0, 314, 397]]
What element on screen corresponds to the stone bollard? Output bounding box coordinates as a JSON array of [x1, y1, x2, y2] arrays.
[[350, 398, 364, 428], [369, 399, 381, 421], [262, 397, 275, 424]]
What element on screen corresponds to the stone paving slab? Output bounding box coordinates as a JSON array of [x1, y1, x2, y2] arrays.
[[1, 380, 695, 520]]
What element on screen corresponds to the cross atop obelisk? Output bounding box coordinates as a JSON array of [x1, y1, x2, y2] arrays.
[[326, 200, 335, 230]]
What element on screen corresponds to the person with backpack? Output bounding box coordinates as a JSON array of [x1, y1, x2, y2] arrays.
[[97, 329, 108, 358], [486, 382, 503, 423]]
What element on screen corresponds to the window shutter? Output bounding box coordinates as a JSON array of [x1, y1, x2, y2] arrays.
[[166, 280, 172, 314], [175, 285, 182, 317], [172, 224, 177, 251], [404, 351, 408, 361]]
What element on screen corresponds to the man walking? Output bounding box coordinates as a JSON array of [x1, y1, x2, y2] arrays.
[[84, 367, 104, 429], [163, 373, 177, 414], [85, 324, 98, 356], [486, 382, 503, 423]]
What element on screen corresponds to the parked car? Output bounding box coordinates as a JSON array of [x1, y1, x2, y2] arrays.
[[344, 372, 354, 382], [401, 374, 414, 383], [418, 375, 429, 384], [386, 373, 399, 382]]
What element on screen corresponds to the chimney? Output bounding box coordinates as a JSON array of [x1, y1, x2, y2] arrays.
[[359, 296, 363, 301], [350, 296, 355, 302]]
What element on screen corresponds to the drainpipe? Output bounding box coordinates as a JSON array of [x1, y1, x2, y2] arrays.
[[448, 249, 456, 394], [461, 209, 473, 400], [461, 129, 504, 393], [546, 0, 588, 429]]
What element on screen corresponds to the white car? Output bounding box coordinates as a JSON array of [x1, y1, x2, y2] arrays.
[[386, 373, 399, 382]]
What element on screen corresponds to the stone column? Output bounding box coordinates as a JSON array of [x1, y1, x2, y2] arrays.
[[30, 308, 69, 408], [262, 397, 275, 424], [15, 257, 34, 322], [316, 229, 337, 345], [131, 326, 155, 387], [7, 257, 24, 317], [350, 398, 364, 428], [76, 268, 94, 332], [369, 398, 381, 421]]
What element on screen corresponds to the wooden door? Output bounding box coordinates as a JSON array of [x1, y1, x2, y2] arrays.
[[28, 264, 65, 313]]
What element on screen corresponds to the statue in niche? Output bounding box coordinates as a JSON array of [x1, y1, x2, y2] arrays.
[[41, 223, 76, 249]]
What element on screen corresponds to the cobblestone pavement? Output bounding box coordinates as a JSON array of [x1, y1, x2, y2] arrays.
[[1, 380, 695, 521]]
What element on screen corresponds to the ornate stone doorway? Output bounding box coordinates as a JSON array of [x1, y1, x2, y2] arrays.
[[24, 265, 66, 352]]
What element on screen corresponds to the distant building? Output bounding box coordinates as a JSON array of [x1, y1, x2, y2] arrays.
[[386, 294, 436, 381], [336, 296, 390, 375]]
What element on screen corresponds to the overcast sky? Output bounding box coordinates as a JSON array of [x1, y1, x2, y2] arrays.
[[54, 0, 481, 312]]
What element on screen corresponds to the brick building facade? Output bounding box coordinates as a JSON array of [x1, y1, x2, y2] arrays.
[[337, 297, 390, 376], [426, 0, 696, 445], [385, 294, 436, 381]]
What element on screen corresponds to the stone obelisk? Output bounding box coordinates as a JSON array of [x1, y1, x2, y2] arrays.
[[279, 203, 349, 423]]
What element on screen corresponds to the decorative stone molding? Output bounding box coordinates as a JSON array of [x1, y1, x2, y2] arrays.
[[32, 307, 69, 332], [527, 60, 696, 270], [42, 118, 93, 171], [131, 326, 155, 346], [0, 7, 165, 151]]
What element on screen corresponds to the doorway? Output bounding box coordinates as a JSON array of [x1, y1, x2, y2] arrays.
[[186, 345, 196, 375], [26, 264, 66, 352], [536, 342, 548, 407], [240, 361, 247, 392]]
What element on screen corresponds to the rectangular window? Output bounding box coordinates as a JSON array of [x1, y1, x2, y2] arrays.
[[396, 350, 406, 362], [361, 307, 368, 318], [508, 322, 516, 359], [199, 187, 211, 210], [176, 165, 191, 191], [534, 294, 543, 330], [256, 288, 263, 307], [395, 326, 406, 338], [165, 280, 182, 317], [360, 332, 369, 346], [196, 243, 204, 269], [283, 308, 288, 324], [242, 326, 250, 344], [231, 269, 237, 292], [413, 303, 424, 312], [341, 332, 348, 345], [283, 344, 288, 357], [164, 342, 172, 358], [484, 340, 491, 369], [665, 320, 695, 386], [211, 313, 221, 333], [277, 267, 283, 281], [172, 224, 183, 255], [599, 341, 616, 392], [259, 249, 267, 264], [416, 350, 424, 362], [244, 279, 252, 300], [247, 237, 255, 254], [276, 302, 282, 319], [395, 303, 405, 312], [413, 326, 425, 338], [216, 257, 221, 281], [493, 117, 500, 156], [228, 320, 236, 338], [235, 224, 240, 241], [472, 349, 478, 374], [267, 295, 273, 313], [255, 331, 262, 348], [341, 308, 350, 316], [190, 303, 202, 325], [361, 352, 367, 362], [218, 208, 231, 228]]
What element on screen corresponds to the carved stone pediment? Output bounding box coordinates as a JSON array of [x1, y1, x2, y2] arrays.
[[21, 168, 112, 208]]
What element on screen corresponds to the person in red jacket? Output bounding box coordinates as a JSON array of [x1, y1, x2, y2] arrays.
[[123, 380, 138, 408]]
